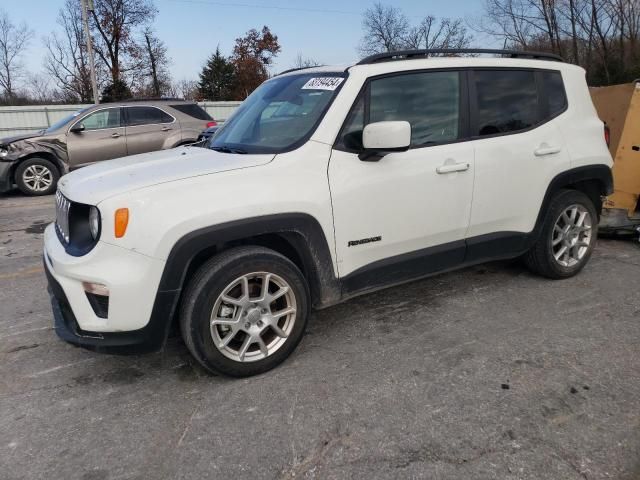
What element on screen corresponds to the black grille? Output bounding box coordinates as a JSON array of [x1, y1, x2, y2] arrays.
[[86, 292, 109, 319], [55, 190, 71, 245]]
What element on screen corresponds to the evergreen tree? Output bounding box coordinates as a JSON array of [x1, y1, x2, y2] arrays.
[[101, 79, 132, 102], [198, 47, 235, 100]]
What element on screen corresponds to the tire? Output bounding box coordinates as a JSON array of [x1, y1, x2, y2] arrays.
[[523, 189, 598, 279], [179, 246, 310, 377], [15, 158, 59, 196]]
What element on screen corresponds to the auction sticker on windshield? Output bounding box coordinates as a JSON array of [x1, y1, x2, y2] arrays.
[[302, 77, 344, 91]]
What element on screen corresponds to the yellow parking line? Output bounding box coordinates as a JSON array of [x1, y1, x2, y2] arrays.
[[0, 266, 43, 280]]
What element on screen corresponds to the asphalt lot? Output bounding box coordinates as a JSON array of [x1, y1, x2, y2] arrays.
[[1, 191, 639, 480]]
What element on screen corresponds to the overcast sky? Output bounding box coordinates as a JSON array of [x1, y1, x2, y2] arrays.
[[5, 0, 494, 84]]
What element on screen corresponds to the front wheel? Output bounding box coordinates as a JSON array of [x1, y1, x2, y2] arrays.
[[15, 158, 59, 196], [523, 189, 598, 279], [179, 246, 310, 377]]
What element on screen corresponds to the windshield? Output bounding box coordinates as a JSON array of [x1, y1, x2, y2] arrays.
[[46, 107, 91, 133], [211, 72, 346, 154]]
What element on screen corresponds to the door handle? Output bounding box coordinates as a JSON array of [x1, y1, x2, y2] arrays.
[[436, 162, 469, 174], [161, 126, 172, 132], [111, 132, 120, 138], [534, 143, 561, 156]]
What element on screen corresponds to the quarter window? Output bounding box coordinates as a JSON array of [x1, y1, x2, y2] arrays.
[[542, 71, 567, 116], [78, 108, 121, 130], [125, 106, 173, 126], [474, 70, 538, 136]]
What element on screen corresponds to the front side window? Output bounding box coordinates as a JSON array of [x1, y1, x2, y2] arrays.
[[337, 71, 461, 150], [474, 70, 538, 136], [126, 106, 173, 126], [211, 73, 346, 154], [77, 108, 121, 130], [48, 107, 90, 133]]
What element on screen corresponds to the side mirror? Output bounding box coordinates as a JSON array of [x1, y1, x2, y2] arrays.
[[359, 121, 411, 161], [70, 123, 85, 133]]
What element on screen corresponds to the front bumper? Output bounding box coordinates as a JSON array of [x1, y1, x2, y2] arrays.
[[0, 161, 14, 192], [44, 224, 177, 354]]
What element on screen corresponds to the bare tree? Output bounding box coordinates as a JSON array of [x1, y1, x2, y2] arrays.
[[138, 27, 171, 97], [89, 0, 157, 95], [359, 3, 409, 56], [472, 0, 640, 84], [26, 73, 55, 103], [292, 53, 321, 69], [173, 78, 199, 100], [359, 4, 472, 57], [44, 0, 100, 103], [0, 10, 33, 99], [403, 17, 473, 50]]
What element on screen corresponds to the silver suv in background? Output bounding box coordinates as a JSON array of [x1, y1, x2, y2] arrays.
[[0, 100, 216, 196]]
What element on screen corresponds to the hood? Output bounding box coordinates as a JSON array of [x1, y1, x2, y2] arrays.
[[1, 131, 45, 146], [58, 146, 275, 205]]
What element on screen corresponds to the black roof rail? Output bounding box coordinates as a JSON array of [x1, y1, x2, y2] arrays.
[[357, 49, 564, 65], [276, 65, 324, 76], [120, 97, 188, 102]]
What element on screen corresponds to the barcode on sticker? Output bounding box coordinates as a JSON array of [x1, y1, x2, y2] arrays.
[[302, 77, 344, 91]]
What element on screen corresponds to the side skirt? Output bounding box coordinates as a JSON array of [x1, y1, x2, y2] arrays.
[[339, 231, 532, 300]]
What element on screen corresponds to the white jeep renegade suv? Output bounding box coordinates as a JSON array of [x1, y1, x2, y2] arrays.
[[44, 49, 613, 377]]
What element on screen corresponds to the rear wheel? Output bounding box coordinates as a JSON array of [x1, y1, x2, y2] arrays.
[[179, 246, 310, 377], [15, 158, 59, 196], [524, 189, 598, 279]]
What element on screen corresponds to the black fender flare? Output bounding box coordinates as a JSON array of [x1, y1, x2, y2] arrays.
[[159, 213, 340, 303], [536, 164, 612, 219], [145, 213, 341, 350], [528, 164, 613, 247], [464, 164, 613, 263]]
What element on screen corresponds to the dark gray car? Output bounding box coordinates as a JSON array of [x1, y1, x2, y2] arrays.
[[0, 100, 216, 196]]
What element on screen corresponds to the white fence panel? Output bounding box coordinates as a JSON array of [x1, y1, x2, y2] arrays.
[[199, 102, 242, 122], [0, 105, 92, 136], [0, 102, 241, 138]]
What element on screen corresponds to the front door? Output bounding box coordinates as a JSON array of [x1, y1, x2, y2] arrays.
[[328, 70, 475, 294], [123, 106, 176, 155], [66, 107, 126, 168]]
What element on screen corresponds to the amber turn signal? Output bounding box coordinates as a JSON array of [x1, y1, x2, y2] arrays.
[[114, 208, 129, 238]]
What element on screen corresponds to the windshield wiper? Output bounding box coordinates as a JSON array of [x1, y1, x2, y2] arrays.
[[211, 145, 248, 154]]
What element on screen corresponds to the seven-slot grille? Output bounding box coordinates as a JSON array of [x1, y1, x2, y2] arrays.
[[55, 190, 71, 244]]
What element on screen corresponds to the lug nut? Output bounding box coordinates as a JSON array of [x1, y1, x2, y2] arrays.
[[244, 322, 251, 329], [257, 320, 264, 327]]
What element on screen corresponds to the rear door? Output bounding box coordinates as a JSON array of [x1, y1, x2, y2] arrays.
[[123, 106, 177, 155], [66, 107, 126, 168], [465, 68, 571, 257]]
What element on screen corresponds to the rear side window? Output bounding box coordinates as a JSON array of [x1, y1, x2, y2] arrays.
[[473, 70, 538, 136], [125, 106, 173, 126], [169, 103, 212, 120], [542, 71, 567, 116]]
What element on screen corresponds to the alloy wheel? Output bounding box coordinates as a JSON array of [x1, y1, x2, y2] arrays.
[[551, 204, 593, 268], [22, 165, 53, 192], [210, 272, 297, 362]]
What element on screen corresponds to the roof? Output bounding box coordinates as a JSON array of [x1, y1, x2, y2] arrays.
[[276, 49, 576, 79]]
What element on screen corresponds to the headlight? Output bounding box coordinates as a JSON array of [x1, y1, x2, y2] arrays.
[[89, 206, 100, 240], [0, 147, 7, 157]]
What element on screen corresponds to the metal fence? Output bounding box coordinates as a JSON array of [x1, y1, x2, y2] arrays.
[[0, 101, 242, 137]]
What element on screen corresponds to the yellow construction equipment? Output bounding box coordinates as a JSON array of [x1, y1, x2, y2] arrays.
[[591, 82, 640, 233]]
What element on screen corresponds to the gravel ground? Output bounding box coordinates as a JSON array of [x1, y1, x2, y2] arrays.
[[1, 191, 639, 480]]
